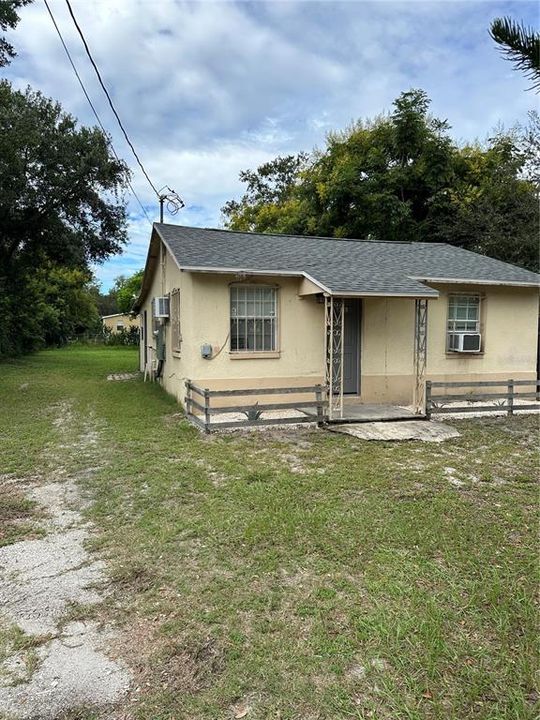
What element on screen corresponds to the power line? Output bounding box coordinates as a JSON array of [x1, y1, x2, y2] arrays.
[[64, 0, 161, 199], [42, 0, 153, 226]]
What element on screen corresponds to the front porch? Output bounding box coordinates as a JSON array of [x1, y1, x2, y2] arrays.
[[324, 294, 429, 421], [184, 380, 421, 432]]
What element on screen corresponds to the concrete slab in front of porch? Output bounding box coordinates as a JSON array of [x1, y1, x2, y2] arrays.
[[327, 420, 460, 443]]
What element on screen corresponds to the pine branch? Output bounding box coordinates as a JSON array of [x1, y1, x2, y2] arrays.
[[490, 17, 540, 91]]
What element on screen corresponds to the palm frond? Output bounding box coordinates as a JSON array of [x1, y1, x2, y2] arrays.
[[490, 17, 540, 91]]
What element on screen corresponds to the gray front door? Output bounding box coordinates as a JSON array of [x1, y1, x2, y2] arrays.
[[343, 299, 361, 394]]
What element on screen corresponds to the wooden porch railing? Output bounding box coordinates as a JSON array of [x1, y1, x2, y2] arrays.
[[185, 381, 327, 432], [426, 378, 540, 419]]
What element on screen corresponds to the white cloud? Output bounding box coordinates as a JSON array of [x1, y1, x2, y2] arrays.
[[4, 0, 538, 288]]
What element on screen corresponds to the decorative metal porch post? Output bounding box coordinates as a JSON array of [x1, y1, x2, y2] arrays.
[[325, 296, 345, 420], [413, 298, 428, 415]]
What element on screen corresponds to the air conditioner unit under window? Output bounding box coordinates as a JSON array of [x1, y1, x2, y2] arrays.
[[449, 333, 481, 353], [152, 296, 170, 318]]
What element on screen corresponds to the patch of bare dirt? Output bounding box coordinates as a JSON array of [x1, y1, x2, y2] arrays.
[[157, 636, 225, 695], [0, 402, 131, 719]]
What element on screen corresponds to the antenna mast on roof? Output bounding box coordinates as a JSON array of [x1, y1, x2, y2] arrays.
[[159, 187, 184, 223]]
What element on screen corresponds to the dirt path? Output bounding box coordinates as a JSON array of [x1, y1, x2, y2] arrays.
[[0, 402, 131, 719]]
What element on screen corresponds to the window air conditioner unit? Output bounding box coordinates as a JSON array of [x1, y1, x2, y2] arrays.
[[449, 333, 481, 353], [152, 296, 170, 318]]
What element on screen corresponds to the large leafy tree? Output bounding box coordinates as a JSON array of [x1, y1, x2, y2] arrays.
[[516, 110, 540, 185], [490, 17, 540, 91], [299, 91, 457, 241], [113, 269, 144, 314], [0, 82, 129, 354], [222, 90, 458, 241], [88, 280, 118, 317], [0, 82, 128, 273], [0, 264, 102, 354], [427, 134, 539, 270], [87, 269, 144, 319], [222, 89, 539, 271], [0, 0, 32, 67], [222, 154, 308, 234], [32, 265, 101, 347]]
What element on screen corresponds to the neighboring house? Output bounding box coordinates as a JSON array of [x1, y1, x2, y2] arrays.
[[133, 223, 539, 419], [102, 313, 138, 333]]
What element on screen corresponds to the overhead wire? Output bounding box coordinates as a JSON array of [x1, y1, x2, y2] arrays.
[[42, 0, 153, 226], [63, 0, 161, 199]]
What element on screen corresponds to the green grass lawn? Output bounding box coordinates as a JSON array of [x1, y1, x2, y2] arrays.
[[0, 346, 538, 720]]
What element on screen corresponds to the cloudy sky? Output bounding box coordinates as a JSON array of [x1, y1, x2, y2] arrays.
[[4, 0, 538, 289]]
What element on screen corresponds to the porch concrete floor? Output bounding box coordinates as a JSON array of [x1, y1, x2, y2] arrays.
[[338, 403, 419, 422], [300, 402, 421, 423]]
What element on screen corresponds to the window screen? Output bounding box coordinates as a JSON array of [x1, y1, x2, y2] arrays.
[[230, 286, 277, 352]]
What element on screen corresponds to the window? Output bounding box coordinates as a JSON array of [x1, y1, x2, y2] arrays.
[[447, 294, 480, 351], [171, 288, 181, 353], [230, 286, 277, 352], [116, 322, 124, 332]]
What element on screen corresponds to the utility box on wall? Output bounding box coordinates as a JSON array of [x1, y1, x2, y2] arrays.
[[156, 325, 166, 361], [201, 344, 212, 359]]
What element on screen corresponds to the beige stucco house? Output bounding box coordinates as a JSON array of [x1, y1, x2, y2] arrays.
[[133, 223, 539, 420], [102, 313, 138, 333]]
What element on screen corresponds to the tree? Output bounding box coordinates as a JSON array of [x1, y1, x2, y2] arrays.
[[427, 135, 539, 271], [0, 264, 102, 354], [32, 265, 101, 346], [301, 90, 457, 241], [88, 280, 118, 317], [86, 269, 144, 319], [0, 0, 32, 67], [0, 81, 129, 355], [113, 269, 144, 314], [222, 154, 309, 234], [222, 90, 459, 242], [490, 17, 540, 91], [222, 90, 538, 271], [0, 82, 128, 273], [514, 110, 540, 185]]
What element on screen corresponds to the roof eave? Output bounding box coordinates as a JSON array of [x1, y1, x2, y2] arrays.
[[131, 225, 161, 313], [180, 265, 304, 279], [410, 276, 540, 288], [328, 290, 439, 298]]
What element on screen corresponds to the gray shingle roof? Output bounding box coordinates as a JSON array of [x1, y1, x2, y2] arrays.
[[155, 224, 540, 296]]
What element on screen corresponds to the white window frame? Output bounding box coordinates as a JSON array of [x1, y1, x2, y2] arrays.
[[230, 285, 278, 353], [447, 294, 481, 352]]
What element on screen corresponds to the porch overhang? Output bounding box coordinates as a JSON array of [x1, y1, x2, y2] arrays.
[[320, 289, 439, 298]]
